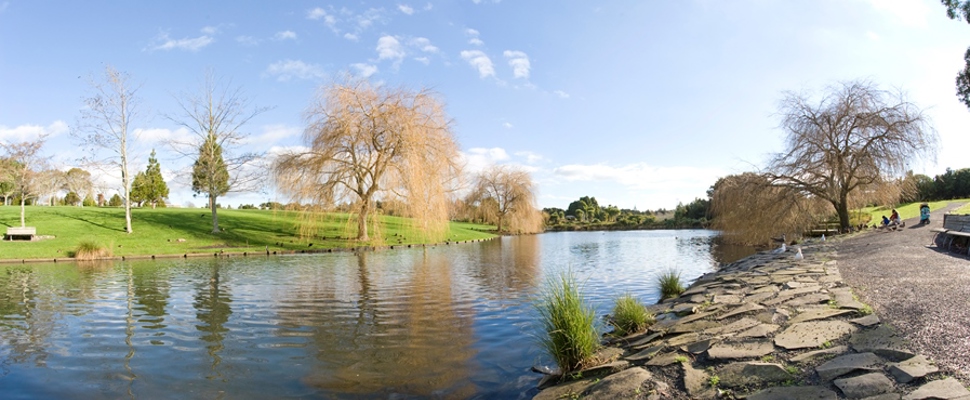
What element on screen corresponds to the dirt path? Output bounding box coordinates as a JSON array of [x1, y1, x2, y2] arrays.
[[835, 202, 970, 381]]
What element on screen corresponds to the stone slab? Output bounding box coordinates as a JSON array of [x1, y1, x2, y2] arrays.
[[718, 362, 790, 388], [682, 363, 715, 400], [533, 377, 597, 400], [628, 332, 664, 348], [775, 321, 857, 350], [684, 338, 715, 355], [707, 340, 774, 360], [667, 320, 720, 334], [887, 354, 937, 384], [664, 332, 700, 348], [625, 344, 664, 361], [718, 302, 766, 320], [703, 317, 760, 335], [746, 386, 839, 400], [850, 314, 881, 327], [737, 324, 780, 338], [815, 352, 884, 381], [790, 345, 849, 363], [788, 308, 855, 324], [849, 325, 915, 361], [902, 377, 970, 400], [784, 292, 832, 307], [644, 351, 682, 366], [762, 285, 824, 306], [830, 287, 866, 310], [583, 366, 653, 399], [713, 294, 742, 304], [833, 372, 894, 399]]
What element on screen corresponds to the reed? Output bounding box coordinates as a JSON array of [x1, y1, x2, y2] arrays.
[[73, 240, 112, 260], [609, 294, 654, 336], [535, 271, 599, 373], [656, 269, 685, 301]]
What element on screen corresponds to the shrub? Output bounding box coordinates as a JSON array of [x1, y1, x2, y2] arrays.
[[73, 240, 112, 260], [535, 271, 599, 373], [609, 294, 654, 336], [656, 269, 685, 301]]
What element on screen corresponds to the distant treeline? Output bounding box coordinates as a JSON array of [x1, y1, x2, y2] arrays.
[[910, 168, 970, 201], [542, 196, 710, 230]]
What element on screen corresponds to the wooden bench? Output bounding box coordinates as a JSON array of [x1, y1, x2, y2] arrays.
[[936, 214, 970, 255], [4, 226, 36, 241]]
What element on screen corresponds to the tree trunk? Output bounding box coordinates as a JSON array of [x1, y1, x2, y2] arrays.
[[20, 197, 25, 227], [835, 196, 851, 233], [357, 199, 369, 241], [210, 195, 220, 234]]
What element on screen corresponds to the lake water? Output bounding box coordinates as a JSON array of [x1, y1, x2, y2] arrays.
[[0, 230, 738, 399]]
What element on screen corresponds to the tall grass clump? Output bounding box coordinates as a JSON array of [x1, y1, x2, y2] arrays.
[[73, 240, 112, 260], [656, 269, 685, 302], [535, 271, 599, 373], [609, 294, 654, 337]]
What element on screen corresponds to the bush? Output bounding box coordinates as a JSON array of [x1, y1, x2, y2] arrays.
[[609, 294, 654, 336], [656, 269, 685, 301], [535, 271, 599, 373], [73, 240, 112, 260]]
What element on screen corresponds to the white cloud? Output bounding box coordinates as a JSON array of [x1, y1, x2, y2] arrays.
[[307, 7, 327, 20], [552, 163, 724, 192], [0, 121, 68, 142], [460, 50, 495, 78], [515, 151, 543, 164], [357, 8, 385, 29], [274, 30, 297, 41], [465, 28, 484, 46], [866, 31, 880, 41], [414, 57, 430, 65], [410, 37, 439, 53], [461, 147, 510, 174], [554, 90, 570, 99], [867, 0, 929, 28], [236, 35, 260, 46], [465, 28, 479, 36], [398, 4, 414, 15], [151, 32, 214, 52], [265, 59, 326, 81], [502, 122, 513, 129], [134, 127, 192, 144], [251, 124, 301, 144], [344, 33, 359, 41], [503, 50, 530, 79], [352, 63, 379, 78], [424, 3, 433, 11], [377, 35, 405, 61], [469, 38, 484, 46], [201, 26, 219, 35]]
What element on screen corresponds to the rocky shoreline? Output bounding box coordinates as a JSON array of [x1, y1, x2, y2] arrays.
[[532, 243, 970, 399]]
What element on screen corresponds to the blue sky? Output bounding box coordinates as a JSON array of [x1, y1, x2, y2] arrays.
[[1, 0, 969, 210]]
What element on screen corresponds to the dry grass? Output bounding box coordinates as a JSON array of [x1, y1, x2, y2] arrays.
[[73, 240, 113, 260]]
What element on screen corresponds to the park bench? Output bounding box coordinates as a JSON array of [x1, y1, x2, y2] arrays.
[[4, 226, 36, 241], [933, 214, 970, 255]]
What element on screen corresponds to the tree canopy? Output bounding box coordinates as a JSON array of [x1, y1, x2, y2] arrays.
[[131, 149, 169, 208], [273, 77, 461, 242], [467, 165, 543, 234]]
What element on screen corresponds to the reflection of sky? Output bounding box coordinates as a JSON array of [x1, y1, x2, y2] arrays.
[[0, 230, 721, 398]]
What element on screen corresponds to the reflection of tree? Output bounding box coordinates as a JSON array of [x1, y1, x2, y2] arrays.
[[282, 251, 478, 397], [132, 262, 171, 330], [193, 259, 232, 379], [473, 235, 541, 296], [0, 266, 51, 366]]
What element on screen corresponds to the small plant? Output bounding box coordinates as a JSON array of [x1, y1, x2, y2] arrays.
[[609, 294, 655, 336], [761, 355, 775, 362], [827, 299, 839, 309], [73, 240, 113, 260], [859, 304, 874, 315], [675, 355, 689, 363], [820, 341, 832, 349], [708, 375, 720, 387], [785, 365, 800, 375], [656, 269, 685, 301], [535, 271, 600, 373]]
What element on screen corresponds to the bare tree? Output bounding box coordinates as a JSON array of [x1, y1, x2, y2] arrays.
[[63, 167, 94, 207], [765, 80, 937, 232], [36, 169, 65, 206], [170, 72, 268, 233], [74, 65, 140, 233], [710, 173, 828, 245], [467, 165, 543, 234], [274, 77, 462, 242], [0, 138, 48, 227]]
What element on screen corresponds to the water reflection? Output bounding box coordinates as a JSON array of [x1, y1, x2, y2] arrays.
[[193, 260, 232, 380]]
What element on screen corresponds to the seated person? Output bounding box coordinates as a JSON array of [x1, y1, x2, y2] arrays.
[[881, 215, 891, 227], [890, 209, 901, 225]]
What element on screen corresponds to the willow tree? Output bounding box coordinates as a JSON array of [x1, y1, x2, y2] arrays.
[[467, 165, 543, 234], [710, 173, 828, 245], [766, 80, 937, 232], [171, 72, 267, 233], [273, 78, 462, 242]]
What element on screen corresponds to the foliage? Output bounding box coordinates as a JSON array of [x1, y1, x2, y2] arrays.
[[273, 77, 461, 243], [108, 193, 123, 207], [131, 149, 169, 209], [765, 80, 937, 232], [62, 167, 93, 207], [535, 271, 599, 372], [72, 240, 112, 260], [467, 165, 543, 234], [566, 196, 600, 222], [64, 191, 81, 206], [608, 294, 654, 337], [656, 269, 685, 301], [1, 137, 48, 227], [675, 197, 710, 221], [710, 173, 828, 245]]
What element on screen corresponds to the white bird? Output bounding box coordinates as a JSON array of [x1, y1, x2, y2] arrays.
[[821, 234, 826, 242], [771, 243, 787, 255], [793, 247, 804, 260]]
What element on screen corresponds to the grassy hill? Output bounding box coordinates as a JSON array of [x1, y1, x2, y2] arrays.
[[0, 206, 496, 260]]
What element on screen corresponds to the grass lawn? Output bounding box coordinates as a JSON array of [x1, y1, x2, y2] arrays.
[[953, 201, 970, 214], [0, 206, 496, 260], [859, 198, 970, 226]]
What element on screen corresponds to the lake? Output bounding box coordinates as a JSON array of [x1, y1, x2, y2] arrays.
[[0, 230, 743, 399]]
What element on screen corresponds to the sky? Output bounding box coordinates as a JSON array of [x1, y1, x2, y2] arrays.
[[2, 0, 970, 211]]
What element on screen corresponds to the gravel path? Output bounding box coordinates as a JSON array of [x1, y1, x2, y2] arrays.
[[835, 202, 970, 382]]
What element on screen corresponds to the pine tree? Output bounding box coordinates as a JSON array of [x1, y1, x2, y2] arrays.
[[192, 134, 229, 233], [131, 149, 170, 208]]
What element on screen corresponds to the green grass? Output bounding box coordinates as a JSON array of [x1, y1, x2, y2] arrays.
[[0, 206, 496, 260], [656, 269, 685, 301], [608, 294, 655, 336], [859, 200, 959, 226], [953, 200, 970, 214], [535, 271, 600, 373]]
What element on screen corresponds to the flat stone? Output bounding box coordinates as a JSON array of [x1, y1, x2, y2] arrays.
[[775, 321, 857, 350], [625, 344, 664, 361], [627, 331, 664, 348], [790, 345, 849, 362], [850, 314, 881, 327], [746, 386, 839, 400], [784, 292, 832, 307], [740, 276, 772, 286], [718, 302, 767, 320], [665, 332, 700, 348], [644, 351, 682, 366], [684, 338, 715, 355], [745, 292, 779, 304], [707, 340, 774, 360], [859, 395, 901, 400], [583, 366, 653, 399], [815, 352, 885, 381], [737, 324, 779, 338], [718, 362, 790, 388], [713, 294, 742, 304], [762, 286, 823, 306], [667, 320, 720, 334], [902, 377, 970, 400], [533, 377, 597, 400], [830, 287, 866, 310], [887, 355, 938, 384], [788, 308, 856, 324], [688, 294, 707, 303], [704, 317, 760, 335], [784, 281, 816, 289], [682, 363, 715, 400], [749, 284, 780, 295], [833, 372, 894, 399], [672, 303, 699, 316], [849, 325, 915, 361], [652, 310, 716, 331]]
